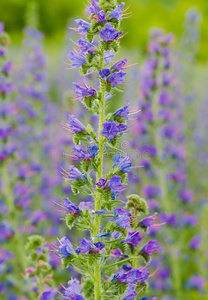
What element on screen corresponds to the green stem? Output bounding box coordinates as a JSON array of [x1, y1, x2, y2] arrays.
[[1, 163, 26, 272], [93, 52, 105, 300]]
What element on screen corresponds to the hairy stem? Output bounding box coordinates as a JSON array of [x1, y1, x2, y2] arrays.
[[94, 51, 105, 300]]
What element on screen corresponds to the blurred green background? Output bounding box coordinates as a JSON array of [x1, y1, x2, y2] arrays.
[[0, 0, 208, 61]]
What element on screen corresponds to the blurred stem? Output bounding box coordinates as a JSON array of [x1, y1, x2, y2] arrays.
[[1, 162, 26, 272], [94, 51, 105, 300]]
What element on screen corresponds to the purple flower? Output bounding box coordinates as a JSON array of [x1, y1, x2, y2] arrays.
[[113, 153, 132, 173], [104, 51, 114, 64], [79, 201, 93, 213], [140, 213, 158, 228], [68, 166, 86, 182], [114, 103, 130, 120], [0, 222, 14, 242], [0, 46, 6, 57], [40, 288, 57, 300], [123, 291, 137, 300], [116, 267, 150, 284], [100, 23, 122, 42], [111, 248, 127, 258], [2, 61, 12, 73], [77, 38, 94, 52], [89, 0, 100, 14], [101, 120, 119, 140], [97, 10, 106, 23], [126, 231, 142, 247], [189, 235, 201, 250], [142, 185, 159, 199], [68, 114, 85, 133], [94, 232, 111, 239], [68, 51, 86, 68], [110, 2, 125, 20], [116, 214, 130, 229], [75, 238, 93, 254], [182, 213, 198, 227], [63, 198, 81, 214], [142, 240, 161, 256], [107, 175, 124, 194], [94, 241, 105, 250], [88, 143, 99, 157], [112, 58, 128, 70], [73, 145, 88, 159], [73, 83, 96, 99], [99, 68, 111, 81], [58, 236, 74, 258], [75, 19, 90, 33], [179, 189, 194, 203], [96, 178, 107, 188], [187, 275, 206, 290], [64, 279, 85, 300], [116, 123, 127, 134], [110, 71, 126, 87]]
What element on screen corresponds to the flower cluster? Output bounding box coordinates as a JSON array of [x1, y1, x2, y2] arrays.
[[56, 1, 161, 299]]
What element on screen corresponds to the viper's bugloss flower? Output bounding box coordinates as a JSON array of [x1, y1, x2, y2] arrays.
[[186, 274, 206, 290], [142, 185, 159, 199], [94, 232, 111, 239], [96, 10, 106, 23], [64, 279, 85, 300], [113, 153, 132, 173], [63, 198, 81, 214], [182, 213, 198, 226], [89, 0, 100, 14], [68, 114, 85, 133], [79, 201, 93, 213], [123, 291, 137, 300], [109, 71, 126, 87], [189, 235, 201, 250], [100, 23, 122, 42], [107, 175, 123, 195], [58, 236, 74, 258], [111, 248, 127, 258], [116, 214, 130, 229], [94, 241, 105, 250], [99, 68, 111, 81], [142, 240, 161, 256], [110, 2, 125, 21], [116, 123, 127, 134], [40, 288, 57, 300], [0, 46, 6, 56], [88, 143, 99, 157], [96, 178, 107, 188], [126, 231, 142, 247], [77, 38, 94, 53], [140, 213, 158, 228], [2, 61, 12, 73], [0, 222, 14, 242], [73, 83, 96, 99], [101, 120, 119, 140], [68, 51, 86, 68], [179, 189, 194, 203], [104, 50, 115, 64], [68, 166, 87, 182], [73, 145, 88, 160], [75, 19, 90, 33], [116, 267, 150, 284], [114, 103, 130, 120], [112, 58, 128, 70], [75, 238, 93, 254]]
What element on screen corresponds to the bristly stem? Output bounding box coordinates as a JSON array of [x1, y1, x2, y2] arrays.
[[94, 51, 105, 300]]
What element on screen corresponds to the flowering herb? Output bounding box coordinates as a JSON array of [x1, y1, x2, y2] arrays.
[[57, 2, 160, 300]]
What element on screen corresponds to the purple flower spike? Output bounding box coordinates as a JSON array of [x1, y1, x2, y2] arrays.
[[110, 71, 126, 87], [110, 3, 125, 21], [88, 143, 99, 157], [75, 19, 90, 33], [64, 279, 85, 300], [142, 240, 161, 256], [68, 165, 86, 182], [68, 114, 85, 133], [116, 214, 130, 229], [68, 51, 86, 68], [101, 120, 119, 140], [140, 212, 158, 228], [126, 231, 142, 247], [97, 10, 106, 23], [99, 68, 111, 81], [100, 23, 122, 42], [73, 145, 88, 159], [74, 82, 96, 99], [76, 238, 93, 254], [77, 38, 94, 52], [96, 178, 107, 188]]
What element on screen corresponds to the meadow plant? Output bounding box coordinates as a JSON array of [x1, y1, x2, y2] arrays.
[[55, 1, 161, 299]]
